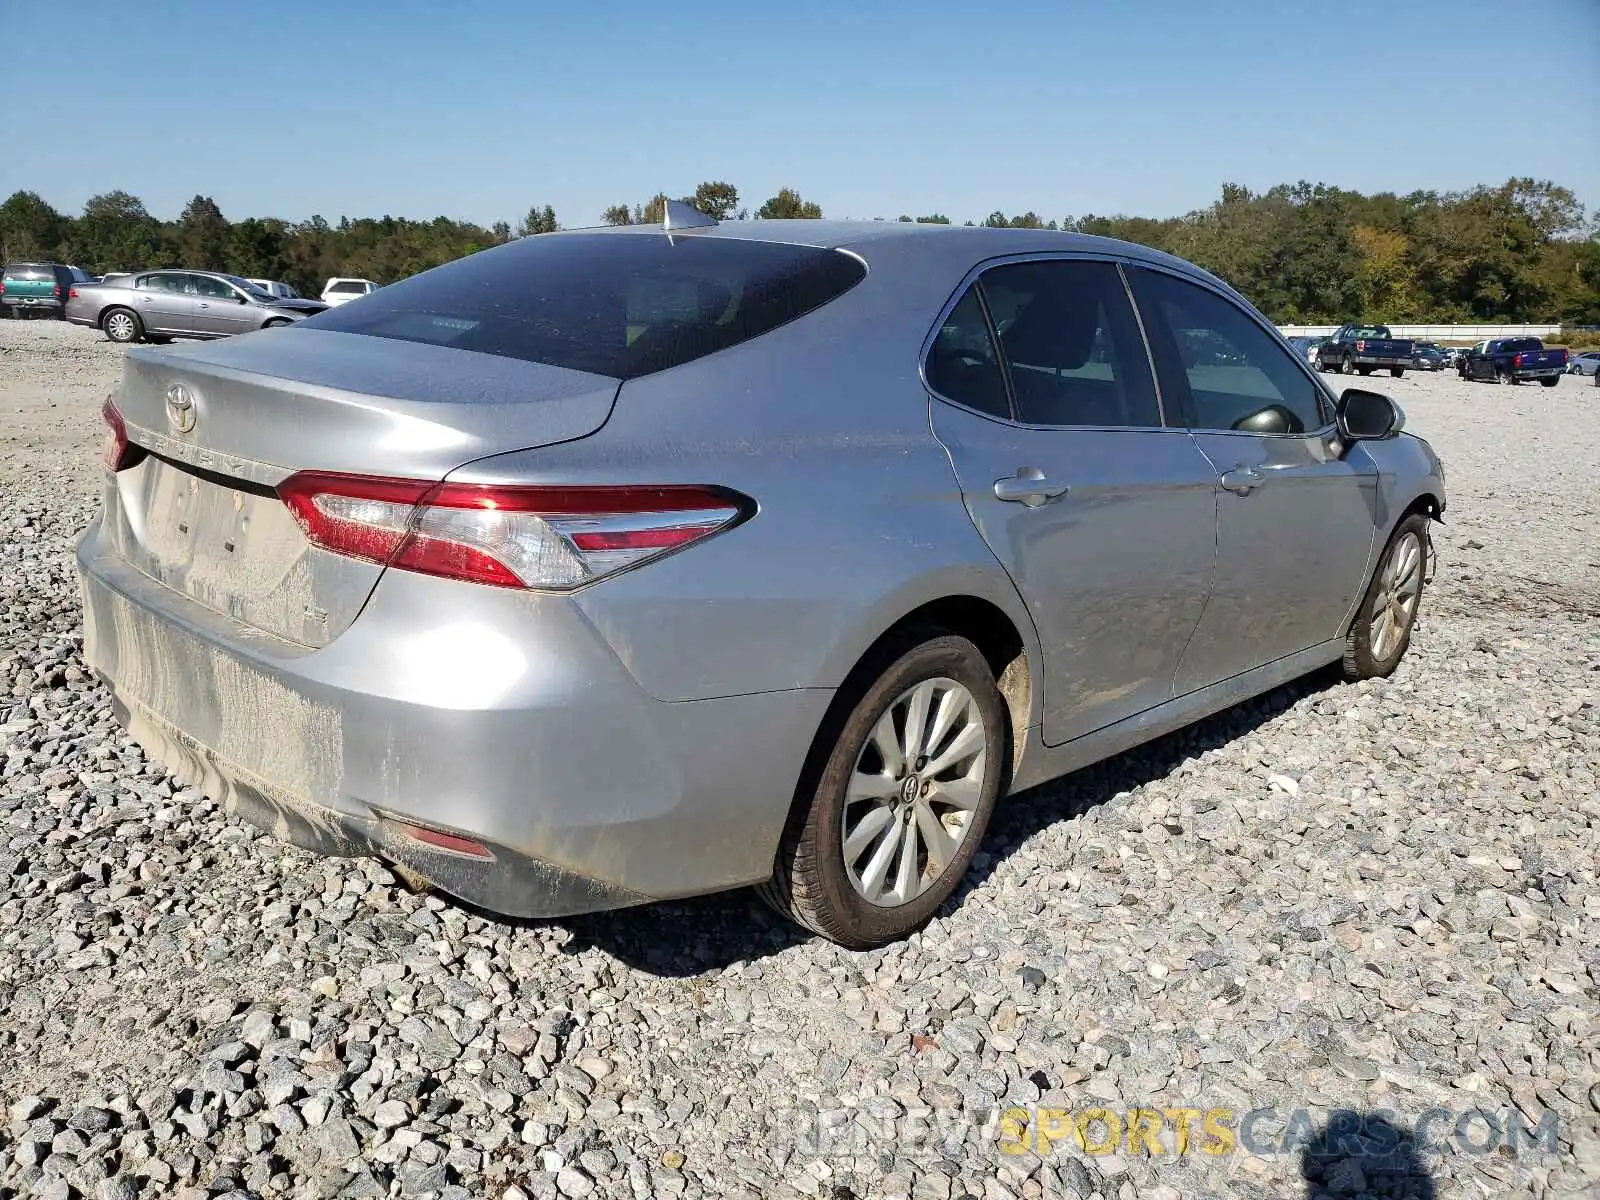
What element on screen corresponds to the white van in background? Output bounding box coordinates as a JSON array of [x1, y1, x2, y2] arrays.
[[321, 278, 379, 306]]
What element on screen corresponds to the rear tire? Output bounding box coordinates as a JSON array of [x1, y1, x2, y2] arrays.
[[102, 308, 143, 344], [759, 632, 1006, 949], [1539, 376, 1559, 388], [1497, 368, 1513, 385], [1343, 513, 1429, 681], [1342, 356, 1358, 375], [1357, 366, 1373, 376], [1389, 368, 1404, 378]]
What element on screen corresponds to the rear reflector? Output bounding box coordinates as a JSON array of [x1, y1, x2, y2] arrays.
[[278, 473, 751, 591], [388, 820, 495, 860]]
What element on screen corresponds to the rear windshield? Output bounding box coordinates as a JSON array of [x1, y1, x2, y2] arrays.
[[3, 264, 54, 281], [300, 234, 868, 378], [328, 281, 367, 293], [1499, 338, 1543, 353]]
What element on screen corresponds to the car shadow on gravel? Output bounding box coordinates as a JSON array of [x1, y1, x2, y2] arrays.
[[1299, 1112, 1436, 1199], [538, 669, 1341, 975]]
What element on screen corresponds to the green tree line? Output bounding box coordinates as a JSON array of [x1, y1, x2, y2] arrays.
[[3, 178, 1594, 323]]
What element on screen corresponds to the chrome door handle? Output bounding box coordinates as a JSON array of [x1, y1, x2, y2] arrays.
[[198, 302, 210, 309], [993, 467, 1069, 506], [1220, 466, 1264, 495]]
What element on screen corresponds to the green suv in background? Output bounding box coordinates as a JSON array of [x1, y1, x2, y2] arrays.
[[1, 261, 91, 318]]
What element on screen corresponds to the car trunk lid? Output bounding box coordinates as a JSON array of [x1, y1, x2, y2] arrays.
[[106, 329, 620, 646]]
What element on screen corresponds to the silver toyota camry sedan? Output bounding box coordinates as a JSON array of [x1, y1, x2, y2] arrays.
[[77, 207, 1445, 948]]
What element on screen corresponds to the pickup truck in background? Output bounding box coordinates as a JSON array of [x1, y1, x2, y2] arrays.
[[1314, 324, 1416, 377], [1457, 338, 1569, 387]]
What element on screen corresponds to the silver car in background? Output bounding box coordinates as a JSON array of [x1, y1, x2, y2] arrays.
[[77, 209, 1445, 948], [66, 270, 328, 343]]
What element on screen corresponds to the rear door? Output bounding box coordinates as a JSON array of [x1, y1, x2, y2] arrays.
[[927, 258, 1219, 746], [1128, 267, 1377, 693]]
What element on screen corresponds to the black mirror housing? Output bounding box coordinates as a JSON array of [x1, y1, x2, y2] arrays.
[[1337, 388, 1402, 441]]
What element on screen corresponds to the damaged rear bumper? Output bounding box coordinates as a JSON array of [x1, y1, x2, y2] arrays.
[[77, 514, 830, 919]]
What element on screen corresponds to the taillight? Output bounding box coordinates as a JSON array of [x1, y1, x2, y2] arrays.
[[52, 284, 62, 297], [1514, 354, 1523, 367], [277, 473, 751, 591], [100, 398, 145, 472], [69, 287, 79, 299]]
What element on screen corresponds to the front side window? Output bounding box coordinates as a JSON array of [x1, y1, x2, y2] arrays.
[[1130, 269, 1327, 435], [925, 287, 1009, 419], [192, 275, 238, 299], [979, 260, 1161, 428]]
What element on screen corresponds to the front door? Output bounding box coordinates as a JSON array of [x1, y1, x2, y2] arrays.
[[134, 273, 198, 334], [1127, 267, 1379, 693], [926, 259, 1219, 746], [187, 275, 254, 336]]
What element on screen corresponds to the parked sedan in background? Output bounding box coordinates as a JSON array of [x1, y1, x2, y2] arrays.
[[66, 270, 328, 343], [1564, 350, 1600, 376], [77, 211, 1445, 947], [1411, 345, 1447, 371], [248, 278, 301, 300]]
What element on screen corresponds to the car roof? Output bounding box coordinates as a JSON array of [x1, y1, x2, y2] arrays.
[[554, 219, 1245, 309]]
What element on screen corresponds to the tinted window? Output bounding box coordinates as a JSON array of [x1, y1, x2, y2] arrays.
[[192, 275, 238, 299], [3, 264, 53, 281], [1131, 269, 1327, 435], [135, 274, 176, 292], [1499, 338, 1543, 353], [328, 281, 366, 294], [302, 234, 868, 378], [925, 288, 1009, 419], [979, 260, 1161, 428]]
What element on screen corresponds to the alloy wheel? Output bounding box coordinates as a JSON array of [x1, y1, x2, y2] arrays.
[[106, 312, 135, 342], [841, 677, 987, 907], [1370, 531, 1423, 660]]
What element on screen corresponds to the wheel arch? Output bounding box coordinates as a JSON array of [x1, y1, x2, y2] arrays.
[[800, 591, 1038, 816]]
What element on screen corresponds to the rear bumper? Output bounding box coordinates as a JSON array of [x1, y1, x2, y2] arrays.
[[1513, 367, 1563, 380], [77, 514, 830, 917], [3, 297, 63, 315]]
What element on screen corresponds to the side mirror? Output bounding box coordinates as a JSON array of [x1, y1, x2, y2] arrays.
[[1337, 388, 1403, 441]]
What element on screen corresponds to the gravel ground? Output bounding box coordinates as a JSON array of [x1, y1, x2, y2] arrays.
[[1, 319, 1597, 1200]]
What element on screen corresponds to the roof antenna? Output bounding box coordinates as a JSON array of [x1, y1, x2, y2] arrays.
[[663, 198, 716, 233]]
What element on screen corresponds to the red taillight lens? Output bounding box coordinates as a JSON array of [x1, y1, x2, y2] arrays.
[[100, 398, 145, 472], [68, 287, 79, 299], [1514, 354, 1523, 367], [52, 284, 62, 297], [277, 473, 750, 591]]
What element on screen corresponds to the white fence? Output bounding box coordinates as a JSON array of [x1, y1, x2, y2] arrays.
[[1277, 323, 1562, 340]]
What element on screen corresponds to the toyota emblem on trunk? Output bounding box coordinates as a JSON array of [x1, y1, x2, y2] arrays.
[[166, 384, 196, 433]]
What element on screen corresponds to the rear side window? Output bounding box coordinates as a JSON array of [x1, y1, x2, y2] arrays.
[[1499, 338, 1542, 353], [3, 264, 53, 281], [979, 260, 1161, 428], [302, 234, 868, 379]]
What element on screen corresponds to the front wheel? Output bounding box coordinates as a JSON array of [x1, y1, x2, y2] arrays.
[[760, 633, 1005, 949], [101, 308, 143, 344], [1343, 514, 1429, 681]]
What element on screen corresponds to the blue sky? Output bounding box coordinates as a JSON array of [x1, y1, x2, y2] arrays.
[[6, 0, 1597, 229]]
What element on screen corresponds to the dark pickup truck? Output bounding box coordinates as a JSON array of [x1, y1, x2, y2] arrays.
[[1314, 324, 1416, 378], [1458, 338, 1569, 386]]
